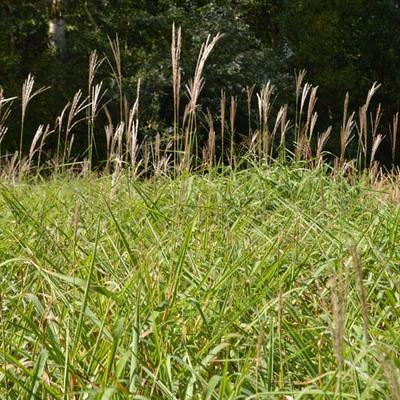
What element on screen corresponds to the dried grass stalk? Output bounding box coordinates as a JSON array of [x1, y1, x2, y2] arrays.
[[229, 96, 237, 167], [329, 273, 347, 371], [351, 245, 369, 344], [340, 93, 355, 167], [257, 82, 273, 160], [389, 112, 398, 164], [205, 109, 215, 167], [172, 23, 182, 154], [316, 127, 332, 167], [220, 89, 226, 162]]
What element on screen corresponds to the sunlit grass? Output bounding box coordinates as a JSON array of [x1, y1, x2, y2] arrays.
[[1, 162, 400, 399]]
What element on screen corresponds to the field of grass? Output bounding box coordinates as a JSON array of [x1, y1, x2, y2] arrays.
[[1, 162, 400, 399]]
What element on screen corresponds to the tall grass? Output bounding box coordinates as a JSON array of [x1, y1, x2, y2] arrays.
[[1, 164, 400, 398], [0, 25, 396, 180], [1, 25, 400, 398]]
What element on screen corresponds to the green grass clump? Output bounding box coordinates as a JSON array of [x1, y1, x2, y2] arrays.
[[1, 164, 400, 399]]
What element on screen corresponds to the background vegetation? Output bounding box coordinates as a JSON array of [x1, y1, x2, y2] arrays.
[[1, 0, 400, 163]]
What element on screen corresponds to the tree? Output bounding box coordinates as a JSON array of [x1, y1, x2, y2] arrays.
[[279, 0, 400, 120], [48, 0, 66, 58]]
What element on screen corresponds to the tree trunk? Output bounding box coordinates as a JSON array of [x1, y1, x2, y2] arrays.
[[48, 0, 67, 58]]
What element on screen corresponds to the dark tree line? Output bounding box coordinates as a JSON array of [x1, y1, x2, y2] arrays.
[[1, 0, 400, 162]]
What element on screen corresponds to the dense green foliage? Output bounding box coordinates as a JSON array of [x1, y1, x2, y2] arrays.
[[281, 0, 400, 123], [2, 4, 400, 397], [1, 164, 400, 397], [1, 1, 400, 161]]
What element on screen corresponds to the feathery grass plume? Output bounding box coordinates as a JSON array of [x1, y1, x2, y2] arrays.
[[246, 84, 256, 136], [328, 272, 347, 373], [357, 82, 381, 168], [205, 109, 215, 167], [64, 90, 90, 166], [0, 92, 12, 162], [143, 140, 150, 175], [87, 51, 104, 170], [0, 126, 8, 163], [371, 103, 382, 139], [351, 245, 369, 345], [2, 151, 19, 179], [339, 93, 355, 167], [357, 109, 366, 165], [256, 82, 273, 161], [154, 133, 161, 175], [114, 121, 124, 165], [279, 105, 290, 156], [270, 105, 287, 161], [103, 106, 114, 172], [369, 103, 384, 167], [28, 125, 45, 168], [104, 124, 113, 174], [123, 95, 129, 125], [110, 122, 124, 197], [88, 81, 106, 168], [183, 32, 222, 169], [249, 129, 259, 156], [128, 113, 139, 175], [309, 111, 318, 141], [55, 102, 70, 165], [220, 89, 226, 163], [389, 112, 398, 164], [316, 127, 332, 167], [365, 82, 381, 111], [187, 33, 223, 114], [294, 82, 311, 160], [294, 70, 307, 144], [295, 69, 307, 102], [37, 124, 52, 171], [370, 133, 384, 168], [301, 84, 317, 160], [304, 109, 318, 161], [0, 89, 15, 130], [91, 82, 105, 126], [171, 23, 182, 166], [19, 75, 48, 165], [229, 96, 237, 167], [271, 106, 286, 141], [299, 84, 311, 121], [108, 36, 124, 124], [88, 50, 103, 91], [29, 124, 52, 174], [126, 80, 140, 174], [0, 126, 7, 145], [305, 86, 318, 154]]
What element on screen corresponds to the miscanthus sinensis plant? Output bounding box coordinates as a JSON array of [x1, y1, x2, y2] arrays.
[[1, 24, 400, 400], [1, 161, 400, 398]]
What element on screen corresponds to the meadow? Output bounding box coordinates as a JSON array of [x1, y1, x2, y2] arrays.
[[1, 28, 400, 399], [1, 162, 400, 399]]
